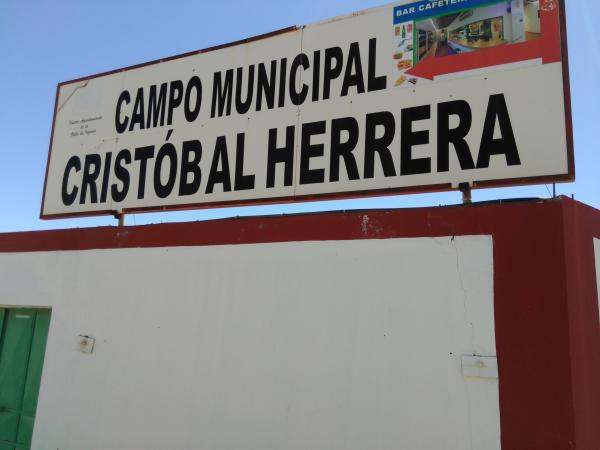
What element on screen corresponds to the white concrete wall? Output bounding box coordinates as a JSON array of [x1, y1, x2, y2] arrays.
[[0, 236, 499, 450]]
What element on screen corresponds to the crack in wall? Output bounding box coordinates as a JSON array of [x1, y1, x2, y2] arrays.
[[57, 80, 90, 113], [451, 236, 475, 350]]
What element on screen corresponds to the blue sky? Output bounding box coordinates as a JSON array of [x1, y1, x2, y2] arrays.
[[0, 0, 598, 231]]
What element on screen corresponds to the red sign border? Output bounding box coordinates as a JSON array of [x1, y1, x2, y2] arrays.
[[40, 1, 574, 220]]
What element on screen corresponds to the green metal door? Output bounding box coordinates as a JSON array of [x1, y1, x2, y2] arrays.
[[0, 309, 51, 450]]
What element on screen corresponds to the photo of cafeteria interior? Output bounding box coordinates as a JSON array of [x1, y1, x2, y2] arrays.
[[416, 0, 542, 61]]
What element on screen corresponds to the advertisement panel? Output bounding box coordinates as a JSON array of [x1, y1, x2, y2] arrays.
[[41, 0, 573, 218]]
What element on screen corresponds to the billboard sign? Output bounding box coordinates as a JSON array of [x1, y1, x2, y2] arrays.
[[41, 0, 573, 219]]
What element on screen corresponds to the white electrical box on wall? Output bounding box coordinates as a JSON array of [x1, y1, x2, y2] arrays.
[[76, 335, 95, 354]]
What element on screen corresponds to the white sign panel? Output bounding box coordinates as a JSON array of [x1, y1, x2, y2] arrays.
[[41, 0, 573, 218]]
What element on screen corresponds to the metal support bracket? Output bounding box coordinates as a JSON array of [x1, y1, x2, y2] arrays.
[[458, 182, 472, 205], [113, 210, 125, 227]]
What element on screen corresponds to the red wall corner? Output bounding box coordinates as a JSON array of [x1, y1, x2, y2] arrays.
[[561, 199, 600, 450]]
